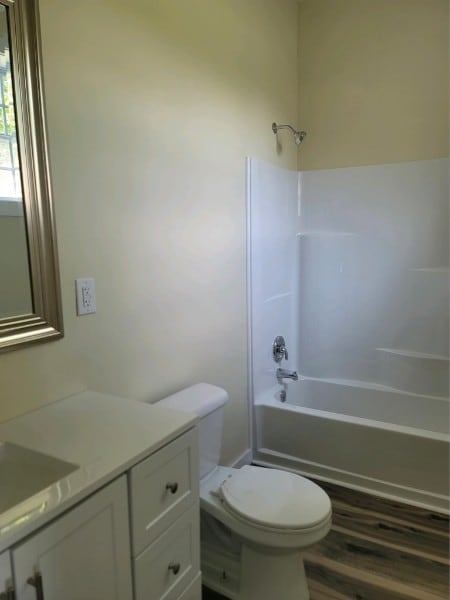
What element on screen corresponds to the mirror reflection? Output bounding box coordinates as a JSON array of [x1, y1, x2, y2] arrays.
[[0, 4, 32, 319]]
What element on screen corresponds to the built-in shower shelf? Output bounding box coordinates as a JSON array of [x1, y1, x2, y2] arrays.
[[300, 375, 449, 400], [297, 231, 359, 238], [409, 267, 449, 273], [264, 291, 292, 303], [376, 348, 449, 361]]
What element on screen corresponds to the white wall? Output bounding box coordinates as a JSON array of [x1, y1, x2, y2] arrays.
[[0, 0, 300, 466]]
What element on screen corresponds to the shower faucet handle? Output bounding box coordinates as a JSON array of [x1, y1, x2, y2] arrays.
[[273, 335, 288, 363]]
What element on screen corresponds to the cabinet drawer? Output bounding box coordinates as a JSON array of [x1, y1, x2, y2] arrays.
[[130, 428, 199, 555], [134, 504, 200, 600], [176, 573, 201, 600]]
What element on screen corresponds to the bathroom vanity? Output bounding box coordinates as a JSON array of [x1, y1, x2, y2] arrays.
[[0, 391, 201, 600]]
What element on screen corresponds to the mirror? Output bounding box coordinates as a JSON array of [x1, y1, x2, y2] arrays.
[[0, 0, 63, 352]]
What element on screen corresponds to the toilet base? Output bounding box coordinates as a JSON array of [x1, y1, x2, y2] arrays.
[[201, 535, 310, 600], [199, 467, 330, 599], [241, 544, 309, 600]]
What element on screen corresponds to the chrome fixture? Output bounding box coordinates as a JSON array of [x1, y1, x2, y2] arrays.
[[277, 368, 298, 382], [272, 122, 307, 146], [280, 389, 287, 403], [273, 335, 289, 363]]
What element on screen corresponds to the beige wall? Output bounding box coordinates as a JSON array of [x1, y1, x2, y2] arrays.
[[298, 0, 449, 170], [0, 0, 299, 465]]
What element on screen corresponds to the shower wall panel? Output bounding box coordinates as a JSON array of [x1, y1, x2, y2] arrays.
[[298, 158, 449, 401], [248, 158, 299, 399]]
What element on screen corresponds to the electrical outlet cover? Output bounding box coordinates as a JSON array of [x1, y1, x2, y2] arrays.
[[75, 278, 96, 315]]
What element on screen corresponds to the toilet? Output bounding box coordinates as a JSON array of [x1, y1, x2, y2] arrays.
[[158, 383, 331, 600]]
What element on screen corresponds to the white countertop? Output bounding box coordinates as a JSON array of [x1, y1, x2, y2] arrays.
[[0, 390, 197, 553]]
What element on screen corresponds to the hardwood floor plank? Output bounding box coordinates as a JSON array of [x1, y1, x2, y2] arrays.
[[331, 498, 449, 551], [309, 578, 357, 600], [202, 586, 227, 600], [330, 508, 449, 563], [306, 529, 449, 596], [305, 558, 445, 600], [318, 481, 449, 535]]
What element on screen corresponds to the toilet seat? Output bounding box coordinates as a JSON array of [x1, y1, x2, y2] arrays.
[[220, 465, 331, 530], [200, 466, 332, 549], [220, 465, 331, 531]]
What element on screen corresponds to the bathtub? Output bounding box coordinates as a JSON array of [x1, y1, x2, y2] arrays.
[[253, 377, 450, 513]]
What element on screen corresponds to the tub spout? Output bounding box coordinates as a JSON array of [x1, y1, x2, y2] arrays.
[[276, 368, 298, 382]]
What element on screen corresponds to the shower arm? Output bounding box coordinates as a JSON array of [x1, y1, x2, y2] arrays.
[[272, 122, 307, 146], [272, 123, 296, 135]]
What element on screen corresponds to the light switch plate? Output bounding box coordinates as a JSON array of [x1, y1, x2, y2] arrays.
[[75, 278, 96, 315]]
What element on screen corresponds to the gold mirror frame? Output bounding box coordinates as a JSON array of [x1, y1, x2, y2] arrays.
[[0, 0, 63, 352]]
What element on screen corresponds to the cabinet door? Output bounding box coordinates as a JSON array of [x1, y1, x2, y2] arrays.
[[0, 551, 13, 598], [13, 476, 132, 600]]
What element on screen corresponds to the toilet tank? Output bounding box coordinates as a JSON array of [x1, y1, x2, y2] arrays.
[[157, 383, 229, 479]]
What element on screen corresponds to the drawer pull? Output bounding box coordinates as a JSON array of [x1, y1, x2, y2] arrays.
[[165, 482, 178, 494], [168, 562, 181, 575], [27, 573, 44, 600]]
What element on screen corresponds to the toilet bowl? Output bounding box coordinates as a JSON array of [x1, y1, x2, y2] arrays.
[[201, 465, 331, 549], [157, 383, 332, 600]]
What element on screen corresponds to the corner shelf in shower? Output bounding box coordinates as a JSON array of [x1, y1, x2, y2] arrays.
[[409, 267, 449, 273], [376, 348, 449, 362], [297, 231, 359, 237], [297, 231, 361, 239], [301, 374, 448, 399], [264, 291, 293, 304]]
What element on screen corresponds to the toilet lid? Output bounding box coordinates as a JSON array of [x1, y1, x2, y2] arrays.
[[220, 466, 331, 530]]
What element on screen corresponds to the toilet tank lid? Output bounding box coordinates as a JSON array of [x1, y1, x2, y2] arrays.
[[158, 383, 229, 418]]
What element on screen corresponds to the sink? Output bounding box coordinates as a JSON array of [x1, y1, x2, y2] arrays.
[[0, 442, 78, 514]]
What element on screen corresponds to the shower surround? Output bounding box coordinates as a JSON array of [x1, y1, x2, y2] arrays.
[[247, 157, 449, 512]]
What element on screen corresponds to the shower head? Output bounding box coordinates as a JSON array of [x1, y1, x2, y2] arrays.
[[293, 130, 307, 146], [272, 122, 307, 146]]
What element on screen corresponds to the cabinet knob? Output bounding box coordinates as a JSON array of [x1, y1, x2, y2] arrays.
[[165, 482, 178, 494], [168, 562, 180, 575], [27, 573, 45, 600]]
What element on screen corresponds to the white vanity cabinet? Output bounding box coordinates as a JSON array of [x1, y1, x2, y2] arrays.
[[0, 551, 13, 599], [0, 392, 201, 600], [12, 476, 133, 600]]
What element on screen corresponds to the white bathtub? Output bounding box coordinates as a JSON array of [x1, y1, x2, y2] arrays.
[[253, 377, 450, 513]]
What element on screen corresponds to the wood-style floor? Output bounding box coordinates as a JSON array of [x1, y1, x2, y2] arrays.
[[202, 479, 449, 600], [304, 480, 449, 600]]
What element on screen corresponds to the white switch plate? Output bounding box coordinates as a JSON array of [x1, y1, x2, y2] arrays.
[[75, 278, 96, 315]]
